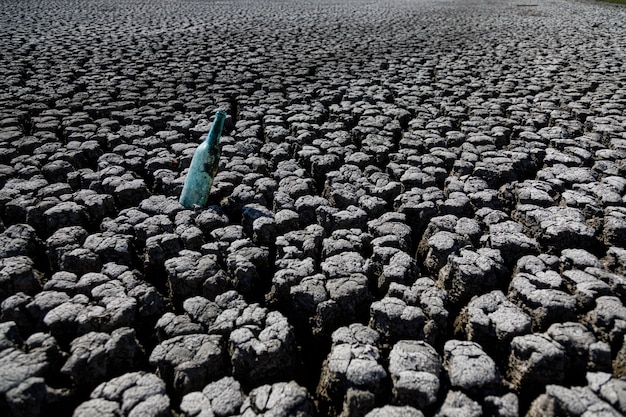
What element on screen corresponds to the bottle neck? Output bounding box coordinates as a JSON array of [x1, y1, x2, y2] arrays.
[[205, 110, 226, 145]]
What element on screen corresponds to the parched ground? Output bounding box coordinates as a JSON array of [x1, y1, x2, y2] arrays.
[[1, 0, 626, 416]]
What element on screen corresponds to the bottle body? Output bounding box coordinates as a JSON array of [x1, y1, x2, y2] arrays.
[[179, 110, 226, 208]]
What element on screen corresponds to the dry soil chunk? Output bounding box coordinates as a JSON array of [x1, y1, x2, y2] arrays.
[[155, 312, 204, 342], [0, 224, 42, 259], [180, 376, 244, 417], [482, 220, 540, 265], [73, 371, 170, 417], [507, 333, 566, 395], [45, 226, 88, 269], [0, 330, 53, 400], [149, 333, 225, 396], [226, 239, 270, 296], [365, 405, 424, 417], [583, 296, 626, 348], [0, 256, 42, 300], [527, 383, 621, 417], [43, 201, 88, 235], [508, 271, 577, 331], [83, 232, 134, 266], [317, 325, 386, 416], [388, 340, 441, 409], [513, 204, 596, 252], [438, 247, 506, 306], [587, 372, 626, 415], [164, 252, 222, 305], [240, 381, 314, 417], [455, 290, 531, 354], [547, 322, 611, 377], [561, 269, 612, 310], [228, 306, 297, 385], [369, 297, 425, 343], [484, 393, 519, 417], [443, 340, 501, 394], [434, 390, 482, 417], [61, 328, 141, 391], [321, 251, 367, 279]]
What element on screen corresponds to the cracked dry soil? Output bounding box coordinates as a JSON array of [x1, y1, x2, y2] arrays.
[[1, 0, 626, 416]]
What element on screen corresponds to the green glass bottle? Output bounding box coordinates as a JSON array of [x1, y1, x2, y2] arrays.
[[179, 110, 227, 209]]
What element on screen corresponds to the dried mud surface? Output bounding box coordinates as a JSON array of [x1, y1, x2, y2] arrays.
[[1, 0, 626, 416]]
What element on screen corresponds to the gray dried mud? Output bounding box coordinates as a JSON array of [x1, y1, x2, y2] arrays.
[[1, 0, 626, 416]]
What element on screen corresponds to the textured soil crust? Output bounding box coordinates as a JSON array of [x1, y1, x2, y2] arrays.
[[1, 0, 626, 416]]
